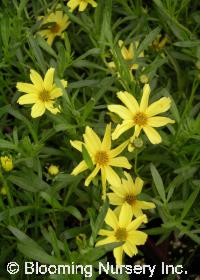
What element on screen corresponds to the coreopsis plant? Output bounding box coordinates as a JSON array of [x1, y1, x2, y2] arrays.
[[67, 0, 97, 12], [107, 171, 155, 221], [38, 11, 70, 45], [96, 203, 147, 265], [108, 40, 144, 71], [16, 68, 67, 118], [108, 84, 175, 149], [70, 124, 131, 197]]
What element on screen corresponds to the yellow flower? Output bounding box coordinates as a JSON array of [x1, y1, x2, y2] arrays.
[[48, 165, 59, 176], [107, 172, 155, 222], [108, 84, 175, 145], [38, 11, 70, 46], [151, 34, 170, 51], [0, 156, 13, 172], [17, 68, 67, 118], [67, 0, 97, 12], [70, 124, 132, 198], [108, 40, 144, 71], [96, 203, 147, 265]]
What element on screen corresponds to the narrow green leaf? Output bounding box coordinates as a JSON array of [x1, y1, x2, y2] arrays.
[[181, 186, 200, 220], [82, 144, 94, 170], [150, 163, 166, 202]]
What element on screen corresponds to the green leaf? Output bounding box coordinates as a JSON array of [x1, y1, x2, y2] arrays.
[[181, 186, 200, 220], [82, 144, 94, 170], [0, 206, 33, 222], [150, 163, 166, 203]]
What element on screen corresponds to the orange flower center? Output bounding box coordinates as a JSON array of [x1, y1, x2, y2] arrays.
[[95, 151, 109, 166], [50, 23, 60, 33], [115, 228, 127, 241], [39, 90, 50, 102], [133, 112, 147, 126], [124, 194, 136, 206]]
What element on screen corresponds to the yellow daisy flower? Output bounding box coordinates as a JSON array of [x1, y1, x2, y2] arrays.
[[107, 172, 155, 221], [108, 40, 144, 71], [0, 156, 13, 172], [67, 0, 97, 12], [38, 11, 70, 46], [17, 68, 67, 118], [70, 124, 132, 197], [108, 84, 175, 145], [96, 203, 147, 265]]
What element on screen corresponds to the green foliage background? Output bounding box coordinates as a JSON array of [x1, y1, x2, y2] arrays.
[[0, 0, 200, 279]]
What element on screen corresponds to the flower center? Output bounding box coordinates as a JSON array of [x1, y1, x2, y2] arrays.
[[95, 151, 109, 166], [39, 90, 50, 102], [124, 194, 136, 206], [50, 23, 60, 33], [115, 228, 127, 242], [133, 112, 147, 126]]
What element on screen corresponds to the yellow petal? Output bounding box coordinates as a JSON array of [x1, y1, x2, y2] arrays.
[[16, 82, 38, 94], [67, 0, 80, 11], [148, 116, 175, 127], [31, 102, 45, 118], [123, 242, 138, 257], [108, 105, 133, 120], [112, 120, 134, 140], [17, 94, 38, 105], [105, 166, 121, 187], [113, 246, 123, 265], [145, 97, 172, 117], [60, 79, 68, 88], [101, 167, 107, 200], [49, 88, 63, 99], [47, 34, 55, 46], [85, 165, 100, 186], [117, 91, 139, 114], [84, 126, 101, 152], [109, 157, 132, 169], [135, 200, 156, 210], [110, 140, 129, 158], [134, 176, 144, 195], [143, 126, 162, 144], [70, 140, 83, 152], [131, 206, 144, 219], [105, 208, 118, 230], [96, 235, 116, 246], [30, 69, 43, 89], [123, 242, 136, 257], [88, 0, 97, 7], [45, 102, 60, 114], [139, 84, 151, 111], [133, 124, 142, 138], [101, 123, 111, 150], [44, 68, 55, 91], [127, 231, 147, 245], [71, 160, 88, 175], [126, 215, 147, 231], [79, 1, 88, 11], [98, 229, 113, 236], [109, 182, 127, 198], [107, 193, 124, 205], [118, 202, 133, 228]]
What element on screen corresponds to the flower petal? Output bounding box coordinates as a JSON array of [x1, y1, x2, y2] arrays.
[[118, 203, 133, 228], [71, 160, 88, 175], [17, 94, 38, 105], [107, 193, 124, 205], [85, 165, 100, 186], [139, 84, 151, 111], [16, 82, 38, 95], [109, 157, 132, 169], [31, 102, 45, 118], [148, 116, 175, 127], [110, 140, 129, 158], [98, 229, 113, 236], [113, 246, 124, 265], [127, 230, 147, 245], [135, 200, 156, 210], [84, 126, 101, 153], [108, 105, 133, 120], [145, 97, 172, 117], [44, 68, 55, 91], [70, 140, 83, 152], [123, 241, 138, 256], [30, 69, 44, 89], [101, 167, 107, 199], [49, 88, 62, 99], [101, 124, 111, 150], [134, 176, 144, 195], [143, 126, 162, 144], [45, 101, 60, 114], [105, 208, 118, 230], [112, 120, 134, 140], [105, 166, 121, 187], [126, 215, 147, 231], [79, 1, 88, 11], [67, 0, 80, 11], [96, 235, 116, 247], [117, 91, 139, 114]]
